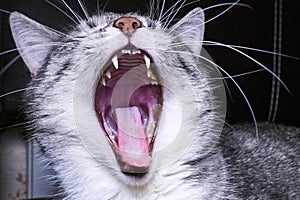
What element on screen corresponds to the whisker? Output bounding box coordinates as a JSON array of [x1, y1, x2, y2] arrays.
[[0, 9, 11, 14], [202, 0, 242, 26], [169, 41, 298, 59], [77, 0, 89, 19], [203, 2, 251, 12], [160, 0, 184, 26], [0, 88, 27, 98], [0, 42, 74, 76], [208, 69, 264, 80], [164, 0, 187, 29], [220, 44, 298, 59], [159, 0, 201, 23], [1, 42, 75, 56], [201, 59, 233, 100], [170, 0, 243, 36], [202, 40, 291, 93], [0, 48, 18, 56], [147, 0, 155, 21], [158, 0, 167, 22], [97, 0, 100, 16], [195, 52, 259, 139], [0, 55, 21, 76], [44, 0, 78, 24], [61, 0, 82, 22], [161, 1, 249, 26], [0, 121, 33, 131], [101, 0, 112, 13]]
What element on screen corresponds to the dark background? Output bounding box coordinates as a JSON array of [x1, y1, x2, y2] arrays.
[[0, 0, 299, 128]]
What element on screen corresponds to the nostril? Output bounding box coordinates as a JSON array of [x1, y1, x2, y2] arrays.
[[132, 22, 138, 29], [118, 22, 124, 29]]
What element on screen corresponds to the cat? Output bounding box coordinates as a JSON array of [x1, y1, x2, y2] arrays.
[[6, 2, 300, 200]]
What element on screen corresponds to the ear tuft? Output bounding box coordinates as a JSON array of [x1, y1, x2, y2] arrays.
[[10, 12, 60, 75], [171, 8, 205, 54]]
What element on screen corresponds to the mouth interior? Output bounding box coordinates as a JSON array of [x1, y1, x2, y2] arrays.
[[95, 49, 162, 174]]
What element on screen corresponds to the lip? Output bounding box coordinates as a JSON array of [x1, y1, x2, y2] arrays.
[[94, 47, 163, 175]]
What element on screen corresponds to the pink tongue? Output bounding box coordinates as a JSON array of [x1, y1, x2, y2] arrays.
[[115, 107, 152, 167]]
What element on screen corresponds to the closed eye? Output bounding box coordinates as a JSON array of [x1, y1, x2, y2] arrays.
[[94, 24, 109, 33]]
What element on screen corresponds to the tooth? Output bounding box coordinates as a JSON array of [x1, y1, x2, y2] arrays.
[[151, 80, 158, 85], [151, 74, 157, 80], [112, 55, 119, 69], [102, 78, 106, 86], [147, 122, 156, 144], [147, 69, 152, 78], [132, 49, 141, 54], [121, 50, 131, 54], [144, 55, 151, 69], [105, 70, 111, 79]]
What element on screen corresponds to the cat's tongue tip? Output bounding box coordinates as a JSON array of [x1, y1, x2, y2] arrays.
[[115, 106, 152, 168], [119, 150, 152, 168]]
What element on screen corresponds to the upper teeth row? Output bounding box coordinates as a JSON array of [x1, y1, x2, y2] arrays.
[[111, 53, 151, 71], [101, 53, 157, 86], [121, 49, 141, 55]]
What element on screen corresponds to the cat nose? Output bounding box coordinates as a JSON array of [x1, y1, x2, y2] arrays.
[[114, 17, 142, 36]]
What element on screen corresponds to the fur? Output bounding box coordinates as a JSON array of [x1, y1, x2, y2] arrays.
[[8, 5, 299, 200]]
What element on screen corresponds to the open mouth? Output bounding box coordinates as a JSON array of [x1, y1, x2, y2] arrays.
[[95, 48, 163, 175]]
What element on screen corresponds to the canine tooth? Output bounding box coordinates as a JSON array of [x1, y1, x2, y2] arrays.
[[147, 69, 152, 78], [105, 70, 111, 79], [102, 78, 106, 86], [112, 55, 119, 69], [144, 55, 151, 69]]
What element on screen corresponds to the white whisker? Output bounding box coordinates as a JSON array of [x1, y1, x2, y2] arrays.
[[203, 2, 251, 12], [169, 41, 298, 59], [0, 9, 11, 14], [222, 44, 298, 59], [0, 121, 33, 130], [101, 0, 112, 13], [160, 0, 184, 26], [44, 0, 78, 24], [0, 48, 18, 56], [77, 0, 89, 19], [170, 0, 242, 36], [209, 69, 265, 80], [0, 55, 21, 76], [61, 0, 82, 22], [158, 0, 166, 22], [159, 0, 203, 24], [0, 88, 27, 98], [164, 0, 187, 29], [193, 50, 258, 139], [202, 40, 290, 93], [97, 0, 100, 16]]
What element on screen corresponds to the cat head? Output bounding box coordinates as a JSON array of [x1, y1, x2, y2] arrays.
[[9, 8, 226, 188]]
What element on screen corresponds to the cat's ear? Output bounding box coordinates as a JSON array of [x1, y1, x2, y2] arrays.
[[9, 12, 60, 75], [171, 8, 205, 54]]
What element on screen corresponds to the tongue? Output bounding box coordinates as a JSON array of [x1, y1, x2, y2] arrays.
[[115, 106, 152, 168]]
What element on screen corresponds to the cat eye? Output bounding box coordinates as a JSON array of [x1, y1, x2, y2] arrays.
[[97, 27, 107, 33]]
